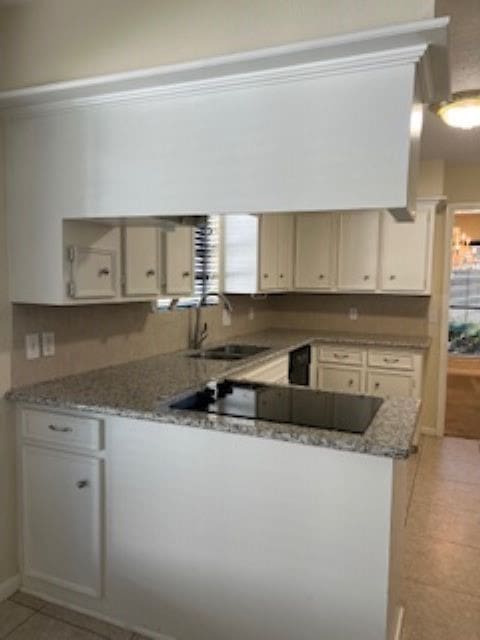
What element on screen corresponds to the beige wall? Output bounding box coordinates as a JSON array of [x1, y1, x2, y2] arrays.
[[0, 127, 17, 585], [445, 163, 480, 202], [417, 160, 445, 197], [0, 0, 435, 90]]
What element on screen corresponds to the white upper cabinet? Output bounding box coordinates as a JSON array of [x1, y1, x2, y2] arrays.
[[379, 205, 434, 294], [123, 227, 161, 297], [259, 215, 294, 291], [337, 211, 380, 291], [164, 226, 194, 296], [259, 215, 279, 291], [295, 213, 336, 289]]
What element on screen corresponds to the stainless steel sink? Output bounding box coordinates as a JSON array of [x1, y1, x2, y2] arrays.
[[188, 344, 270, 361]]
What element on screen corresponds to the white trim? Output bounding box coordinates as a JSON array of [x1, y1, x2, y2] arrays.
[[0, 18, 448, 111], [393, 605, 405, 640], [437, 201, 480, 437], [19, 587, 177, 640], [0, 575, 20, 601]]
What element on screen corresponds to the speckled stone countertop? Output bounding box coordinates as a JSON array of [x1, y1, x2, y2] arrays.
[[8, 329, 427, 459]]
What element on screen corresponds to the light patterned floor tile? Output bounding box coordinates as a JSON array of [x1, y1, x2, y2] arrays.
[[401, 579, 480, 640], [41, 604, 132, 640], [0, 600, 33, 638], [7, 613, 102, 640]]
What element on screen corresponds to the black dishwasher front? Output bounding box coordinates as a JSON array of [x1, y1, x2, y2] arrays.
[[288, 345, 311, 386]]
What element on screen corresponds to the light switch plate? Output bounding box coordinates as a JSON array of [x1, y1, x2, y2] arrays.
[[42, 332, 55, 357], [349, 307, 359, 321], [25, 334, 40, 360]]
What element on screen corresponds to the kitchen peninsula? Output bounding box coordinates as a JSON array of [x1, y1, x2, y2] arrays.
[[8, 329, 427, 640]]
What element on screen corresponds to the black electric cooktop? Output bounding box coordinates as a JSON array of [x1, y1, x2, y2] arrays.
[[170, 380, 383, 434]]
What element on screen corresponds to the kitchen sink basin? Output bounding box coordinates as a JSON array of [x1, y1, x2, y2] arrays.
[[188, 344, 270, 361]]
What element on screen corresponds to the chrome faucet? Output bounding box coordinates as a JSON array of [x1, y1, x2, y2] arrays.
[[191, 292, 233, 350]]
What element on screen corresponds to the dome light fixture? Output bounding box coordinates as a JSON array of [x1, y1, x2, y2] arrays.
[[432, 90, 480, 130]]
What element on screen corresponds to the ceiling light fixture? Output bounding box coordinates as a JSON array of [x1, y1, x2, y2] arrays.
[[432, 91, 480, 130]]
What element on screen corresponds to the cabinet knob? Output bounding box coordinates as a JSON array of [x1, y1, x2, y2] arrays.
[[146, 269, 155, 277], [363, 275, 370, 281], [389, 275, 396, 281], [99, 268, 110, 277], [374, 382, 380, 389], [263, 273, 269, 279], [279, 273, 284, 279], [76, 480, 89, 489], [348, 379, 354, 386], [182, 271, 190, 278], [319, 274, 324, 279]]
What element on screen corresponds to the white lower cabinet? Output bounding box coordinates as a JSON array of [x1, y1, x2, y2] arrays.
[[367, 371, 415, 398], [317, 365, 363, 394], [22, 445, 103, 597], [315, 343, 423, 399]]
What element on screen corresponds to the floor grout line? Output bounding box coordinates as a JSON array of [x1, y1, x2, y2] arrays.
[[2, 608, 37, 640]]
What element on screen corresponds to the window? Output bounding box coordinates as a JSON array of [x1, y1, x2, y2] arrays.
[[167, 216, 221, 309], [449, 242, 480, 354]]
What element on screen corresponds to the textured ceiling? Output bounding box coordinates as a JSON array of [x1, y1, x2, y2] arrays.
[[422, 0, 480, 162]]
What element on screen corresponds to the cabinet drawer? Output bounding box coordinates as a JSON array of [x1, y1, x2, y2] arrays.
[[367, 350, 414, 371], [318, 345, 365, 367], [367, 371, 414, 398], [22, 409, 102, 451], [318, 366, 363, 394]]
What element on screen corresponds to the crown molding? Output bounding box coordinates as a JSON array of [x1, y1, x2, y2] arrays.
[[0, 17, 449, 114]]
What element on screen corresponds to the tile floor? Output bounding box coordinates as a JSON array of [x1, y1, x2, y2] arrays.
[[402, 435, 480, 639], [0, 594, 147, 640], [0, 435, 478, 640]]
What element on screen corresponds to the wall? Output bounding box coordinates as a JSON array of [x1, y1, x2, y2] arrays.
[[0, 0, 435, 91], [0, 126, 17, 587], [445, 164, 480, 202], [11, 297, 272, 388]]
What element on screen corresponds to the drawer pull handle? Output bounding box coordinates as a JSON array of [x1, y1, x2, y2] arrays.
[[263, 273, 269, 278], [348, 379, 354, 386], [146, 269, 155, 277], [98, 268, 110, 276], [375, 382, 380, 389], [76, 480, 89, 489], [319, 274, 324, 279], [48, 425, 73, 433], [279, 273, 284, 279], [389, 275, 396, 280], [383, 357, 400, 364], [333, 353, 349, 359], [363, 275, 370, 280], [182, 271, 190, 278]]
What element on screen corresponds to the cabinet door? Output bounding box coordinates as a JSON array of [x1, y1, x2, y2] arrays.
[[259, 215, 279, 290], [123, 227, 161, 296], [367, 371, 414, 398], [380, 208, 432, 293], [317, 366, 363, 394], [337, 211, 380, 291], [23, 446, 102, 597], [165, 226, 194, 295], [277, 215, 294, 290], [295, 213, 335, 289], [69, 246, 116, 299]]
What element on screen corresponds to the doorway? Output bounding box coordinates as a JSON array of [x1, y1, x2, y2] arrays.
[[445, 208, 480, 438]]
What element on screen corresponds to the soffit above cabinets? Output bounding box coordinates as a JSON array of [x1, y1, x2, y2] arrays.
[[0, 17, 449, 110], [2, 18, 450, 225]]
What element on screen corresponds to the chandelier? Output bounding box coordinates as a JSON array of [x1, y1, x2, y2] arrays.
[[451, 226, 477, 269]]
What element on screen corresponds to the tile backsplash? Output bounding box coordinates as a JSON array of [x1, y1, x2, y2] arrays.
[[11, 293, 430, 388]]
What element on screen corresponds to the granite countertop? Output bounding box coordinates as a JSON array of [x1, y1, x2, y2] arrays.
[[8, 329, 427, 459]]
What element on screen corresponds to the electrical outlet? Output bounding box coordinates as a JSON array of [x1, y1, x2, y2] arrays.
[[25, 334, 40, 360], [349, 307, 359, 321], [248, 307, 255, 321], [222, 308, 232, 327], [42, 332, 55, 357]]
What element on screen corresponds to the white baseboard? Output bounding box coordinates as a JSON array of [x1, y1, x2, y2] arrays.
[[420, 424, 438, 437], [394, 605, 405, 640], [20, 587, 176, 640], [0, 574, 20, 601]]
